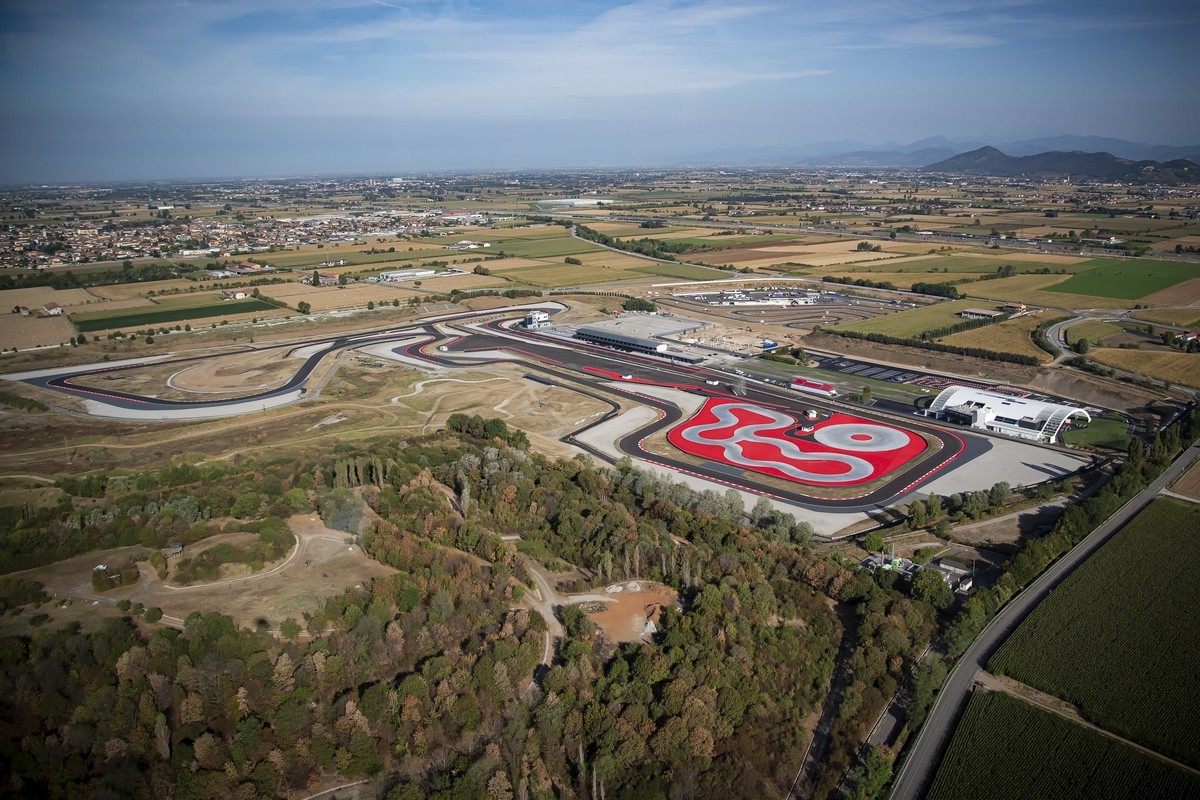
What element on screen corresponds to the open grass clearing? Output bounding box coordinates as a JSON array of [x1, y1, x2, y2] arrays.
[[939, 313, 1054, 362], [1058, 413, 1131, 450], [1065, 320, 1123, 345], [1088, 347, 1200, 388]]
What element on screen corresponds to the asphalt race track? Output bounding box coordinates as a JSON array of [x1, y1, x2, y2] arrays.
[[10, 304, 989, 511]]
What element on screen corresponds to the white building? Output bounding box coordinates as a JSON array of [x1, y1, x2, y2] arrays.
[[378, 269, 437, 282], [925, 386, 1090, 444], [523, 310, 551, 329]]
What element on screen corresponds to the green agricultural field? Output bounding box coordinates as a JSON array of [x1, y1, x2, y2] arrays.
[[927, 691, 1200, 800], [491, 237, 604, 259], [889, 254, 1084, 274], [830, 299, 1001, 338], [1045, 258, 1199, 300], [71, 299, 280, 332], [630, 263, 726, 281], [1065, 320, 1123, 344], [499, 264, 620, 287], [989, 497, 1200, 767]]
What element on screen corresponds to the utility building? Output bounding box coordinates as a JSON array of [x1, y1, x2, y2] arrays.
[[925, 386, 1090, 444]]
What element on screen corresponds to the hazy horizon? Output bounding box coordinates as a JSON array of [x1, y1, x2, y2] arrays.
[[2, 0, 1197, 184]]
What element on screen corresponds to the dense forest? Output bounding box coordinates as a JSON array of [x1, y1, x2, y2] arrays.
[[0, 420, 942, 799]]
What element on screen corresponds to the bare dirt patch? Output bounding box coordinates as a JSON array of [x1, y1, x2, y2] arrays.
[[1171, 458, 1200, 501], [1140, 278, 1200, 307], [580, 581, 680, 643]]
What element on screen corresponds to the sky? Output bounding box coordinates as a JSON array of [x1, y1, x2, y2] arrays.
[[0, 0, 1197, 182]]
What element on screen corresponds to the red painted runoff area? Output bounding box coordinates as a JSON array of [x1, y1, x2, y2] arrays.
[[667, 399, 926, 487]]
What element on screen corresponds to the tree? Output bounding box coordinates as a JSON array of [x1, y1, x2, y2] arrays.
[[911, 568, 953, 610], [862, 531, 885, 552], [1074, 337, 1090, 355], [297, 301, 311, 314], [145, 336, 154, 344], [367, 300, 375, 310], [564, 256, 583, 265], [280, 618, 301, 640], [473, 265, 491, 275], [926, 494, 944, 520], [987, 481, 1011, 508], [311, 269, 320, 286], [339, 273, 348, 285]]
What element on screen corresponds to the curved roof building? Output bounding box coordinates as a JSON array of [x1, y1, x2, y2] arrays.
[[926, 386, 1090, 444]]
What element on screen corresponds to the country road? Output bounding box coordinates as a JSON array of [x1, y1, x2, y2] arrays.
[[889, 438, 1200, 800]]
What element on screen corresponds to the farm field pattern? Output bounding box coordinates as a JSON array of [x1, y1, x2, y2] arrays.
[[988, 497, 1200, 768], [926, 692, 1200, 800]]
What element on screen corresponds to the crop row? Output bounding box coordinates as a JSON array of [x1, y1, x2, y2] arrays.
[[70, 299, 281, 332], [927, 691, 1200, 800], [989, 497, 1200, 768]]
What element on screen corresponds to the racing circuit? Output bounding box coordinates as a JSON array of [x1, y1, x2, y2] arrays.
[[4, 302, 1001, 513]]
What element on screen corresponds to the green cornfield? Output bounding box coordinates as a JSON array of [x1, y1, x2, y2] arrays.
[[927, 691, 1200, 800], [989, 497, 1200, 768]]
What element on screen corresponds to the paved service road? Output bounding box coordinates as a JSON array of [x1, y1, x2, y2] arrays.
[[889, 438, 1200, 800]]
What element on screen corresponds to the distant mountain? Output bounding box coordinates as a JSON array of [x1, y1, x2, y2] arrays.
[[1000, 135, 1200, 163], [799, 146, 959, 168], [923, 146, 1200, 183], [676, 136, 1200, 172]]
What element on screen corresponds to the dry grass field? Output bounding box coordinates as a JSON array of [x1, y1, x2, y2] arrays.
[[1089, 348, 1200, 388], [939, 313, 1055, 362], [472, 257, 550, 272], [1, 286, 98, 308], [0, 314, 78, 348], [418, 273, 506, 292], [1065, 320, 1123, 344], [258, 282, 423, 311], [1131, 309, 1200, 327], [88, 280, 201, 300]]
